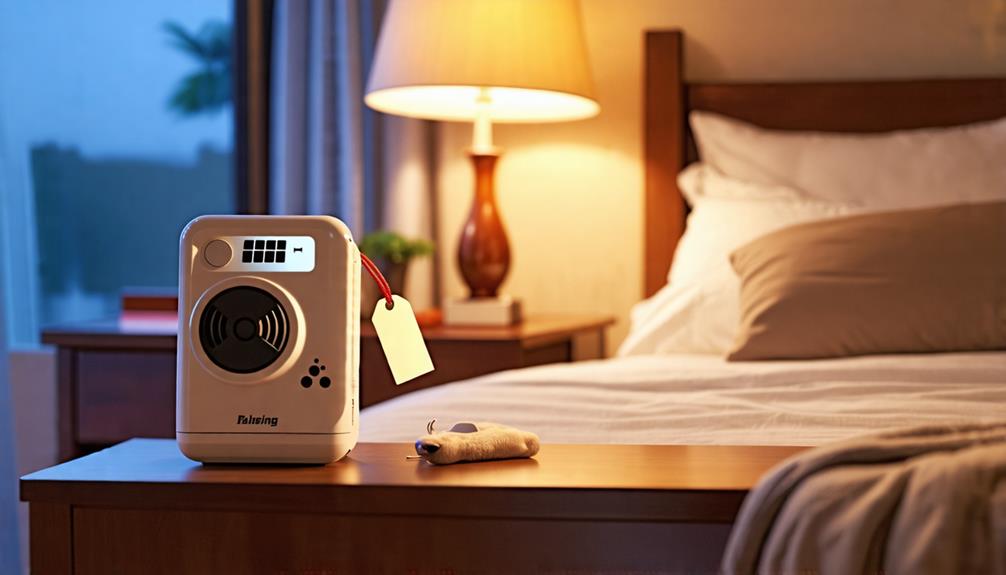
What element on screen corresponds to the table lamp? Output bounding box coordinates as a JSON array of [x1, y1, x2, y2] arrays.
[[365, 0, 599, 325]]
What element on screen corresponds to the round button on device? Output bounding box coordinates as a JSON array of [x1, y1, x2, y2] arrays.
[[204, 240, 232, 268]]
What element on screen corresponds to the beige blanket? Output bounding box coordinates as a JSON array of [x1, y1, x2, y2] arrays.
[[722, 422, 1006, 575]]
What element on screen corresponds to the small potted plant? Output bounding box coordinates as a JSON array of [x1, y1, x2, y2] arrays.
[[359, 231, 434, 317]]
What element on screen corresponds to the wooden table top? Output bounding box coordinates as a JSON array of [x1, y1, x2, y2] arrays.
[[22, 439, 804, 523], [360, 314, 615, 344], [42, 315, 615, 350]]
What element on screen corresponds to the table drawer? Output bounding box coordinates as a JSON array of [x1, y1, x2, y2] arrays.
[[76, 350, 176, 444], [71, 507, 730, 575]]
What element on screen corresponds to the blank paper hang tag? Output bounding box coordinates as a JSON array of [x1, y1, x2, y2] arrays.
[[371, 295, 434, 385]]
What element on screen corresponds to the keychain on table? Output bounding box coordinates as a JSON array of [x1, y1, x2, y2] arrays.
[[360, 252, 434, 384]]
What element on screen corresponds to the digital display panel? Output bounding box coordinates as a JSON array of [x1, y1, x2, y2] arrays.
[[210, 236, 315, 272], [241, 238, 288, 263]]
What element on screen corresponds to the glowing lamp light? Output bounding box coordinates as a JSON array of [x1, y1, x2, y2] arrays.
[[365, 0, 599, 314]]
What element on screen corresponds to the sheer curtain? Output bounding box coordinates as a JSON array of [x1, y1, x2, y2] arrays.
[[269, 0, 436, 307]]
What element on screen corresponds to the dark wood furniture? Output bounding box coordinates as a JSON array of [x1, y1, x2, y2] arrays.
[[21, 438, 804, 574], [43, 315, 613, 461], [643, 29, 1006, 296]]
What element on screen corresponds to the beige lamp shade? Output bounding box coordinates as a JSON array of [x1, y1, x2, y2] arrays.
[[365, 0, 599, 123]]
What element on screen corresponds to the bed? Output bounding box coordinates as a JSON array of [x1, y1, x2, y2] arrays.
[[356, 28, 1006, 572], [362, 29, 1006, 446], [362, 352, 1006, 444]]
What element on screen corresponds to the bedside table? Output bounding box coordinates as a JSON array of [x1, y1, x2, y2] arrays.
[[360, 315, 614, 405], [42, 314, 613, 460], [21, 438, 801, 574]]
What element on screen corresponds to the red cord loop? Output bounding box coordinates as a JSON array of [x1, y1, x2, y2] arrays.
[[360, 252, 395, 309]]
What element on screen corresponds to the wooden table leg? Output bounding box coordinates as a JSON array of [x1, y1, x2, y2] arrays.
[[572, 328, 606, 360], [56, 348, 77, 462]]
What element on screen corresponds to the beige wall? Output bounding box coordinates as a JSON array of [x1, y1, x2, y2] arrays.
[[434, 0, 1006, 350]]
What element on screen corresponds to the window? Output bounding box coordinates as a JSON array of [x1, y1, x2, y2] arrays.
[[0, 0, 237, 346]]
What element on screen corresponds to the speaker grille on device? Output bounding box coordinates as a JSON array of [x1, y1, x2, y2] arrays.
[[202, 305, 228, 348], [258, 306, 287, 352], [198, 286, 290, 373]]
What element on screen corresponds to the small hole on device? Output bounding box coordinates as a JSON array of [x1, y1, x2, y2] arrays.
[[385, 300, 394, 311]]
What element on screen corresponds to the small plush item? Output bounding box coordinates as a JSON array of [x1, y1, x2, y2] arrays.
[[414, 420, 540, 465]]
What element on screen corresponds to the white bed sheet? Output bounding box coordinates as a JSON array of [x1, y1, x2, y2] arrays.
[[360, 352, 1006, 445]]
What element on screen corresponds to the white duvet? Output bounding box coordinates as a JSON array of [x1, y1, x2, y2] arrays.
[[360, 352, 1006, 445]]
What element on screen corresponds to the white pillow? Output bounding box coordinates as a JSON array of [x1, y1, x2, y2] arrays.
[[690, 111, 1006, 209], [676, 162, 804, 206], [619, 172, 857, 356], [670, 165, 812, 287]]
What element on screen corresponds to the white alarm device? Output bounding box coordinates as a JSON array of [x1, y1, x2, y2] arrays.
[[177, 215, 360, 464]]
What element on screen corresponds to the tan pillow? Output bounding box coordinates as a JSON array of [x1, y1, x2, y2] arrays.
[[727, 201, 1006, 361]]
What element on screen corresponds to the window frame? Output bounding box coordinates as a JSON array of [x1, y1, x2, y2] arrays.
[[233, 0, 274, 215]]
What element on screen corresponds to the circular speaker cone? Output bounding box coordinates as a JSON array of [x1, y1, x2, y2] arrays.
[[199, 286, 290, 373]]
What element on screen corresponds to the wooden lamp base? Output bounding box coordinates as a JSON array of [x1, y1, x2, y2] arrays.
[[458, 151, 510, 297], [448, 150, 521, 326]]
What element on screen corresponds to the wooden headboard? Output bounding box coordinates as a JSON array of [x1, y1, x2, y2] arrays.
[[643, 29, 1006, 296]]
